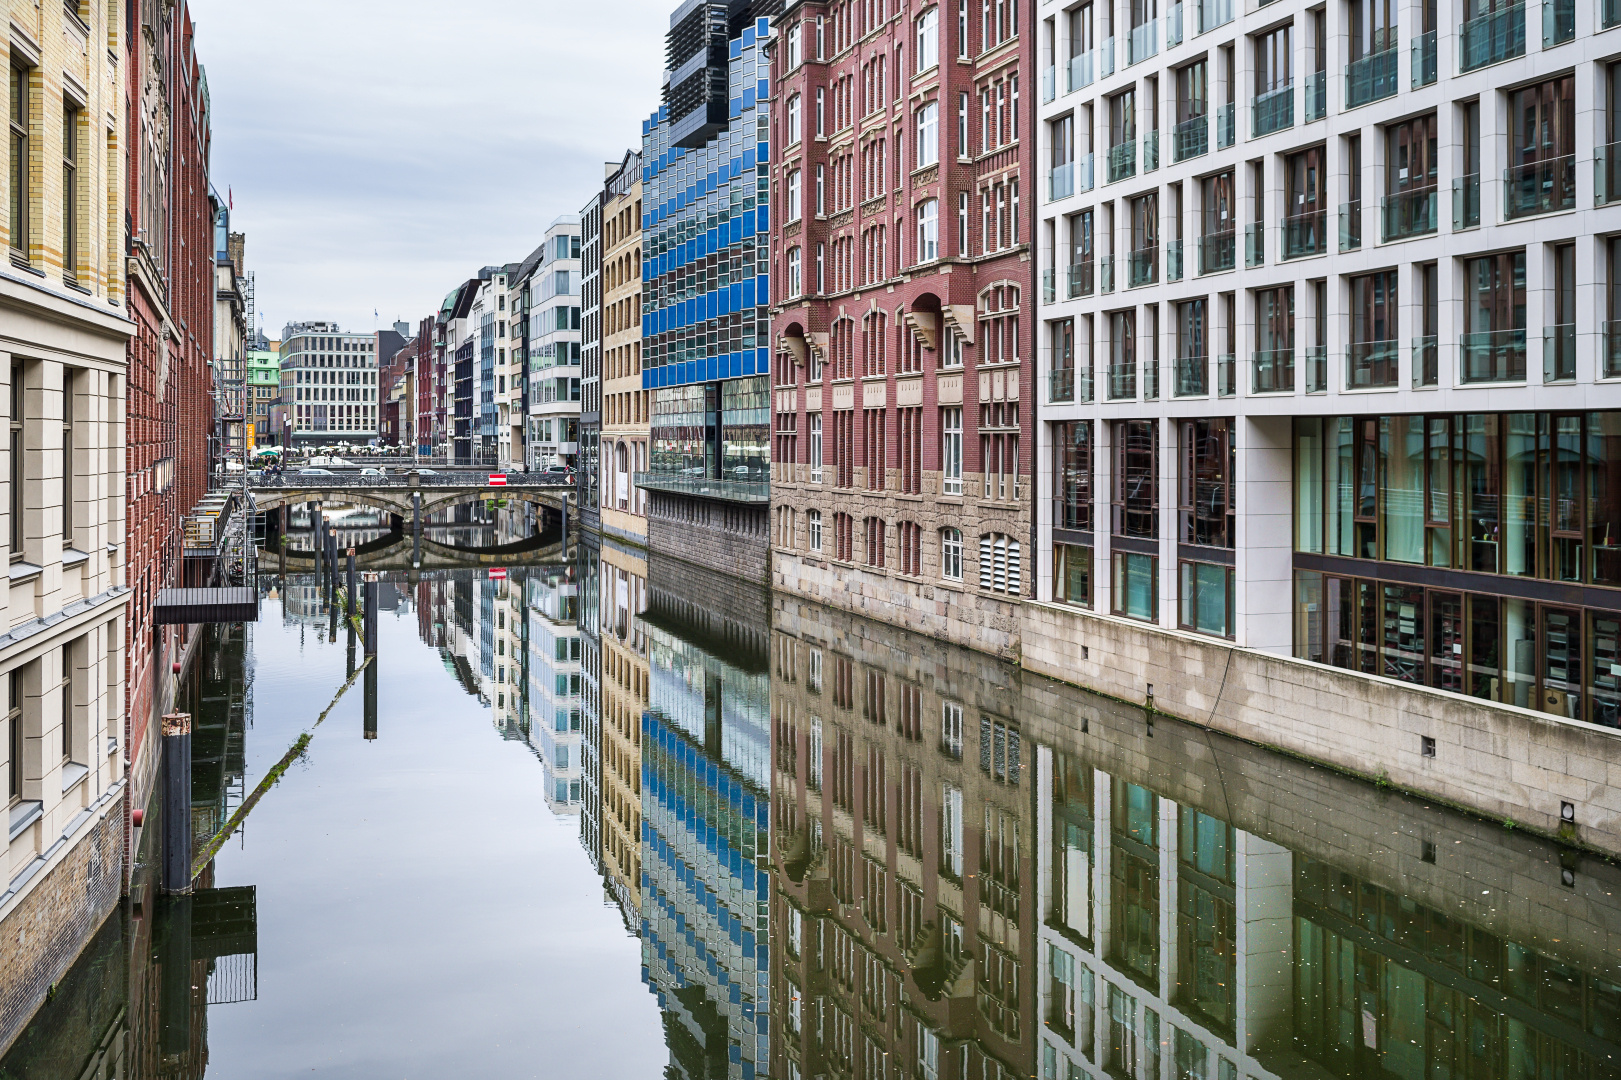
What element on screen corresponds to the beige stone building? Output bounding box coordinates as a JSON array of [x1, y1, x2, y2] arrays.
[[597, 538, 645, 925], [0, 0, 131, 1056], [598, 152, 646, 546]]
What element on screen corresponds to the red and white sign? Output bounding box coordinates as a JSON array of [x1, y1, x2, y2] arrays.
[[488, 568, 508, 580], [487, 473, 508, 486]]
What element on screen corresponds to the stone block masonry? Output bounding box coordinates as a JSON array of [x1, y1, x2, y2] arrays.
[[646, 491, 769, 585]]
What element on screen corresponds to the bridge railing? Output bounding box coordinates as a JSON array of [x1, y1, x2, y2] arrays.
[[247, 471, 571, 490]]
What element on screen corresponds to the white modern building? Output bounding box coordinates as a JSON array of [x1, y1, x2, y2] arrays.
[[1035, 0, 1621, 729], [525, 216, 584, 471], [279, 322, 381, 446]]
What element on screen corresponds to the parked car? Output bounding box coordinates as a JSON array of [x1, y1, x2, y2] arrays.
[[359, 468, 385, 478], [299, 468, 334, 476], [415, 468, 439, 476], [541, 464, 573, 477]]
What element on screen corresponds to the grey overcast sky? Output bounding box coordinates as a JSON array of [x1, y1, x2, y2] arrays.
[[189, 0, 672, 341]]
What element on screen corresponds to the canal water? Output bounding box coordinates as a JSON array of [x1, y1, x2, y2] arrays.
[[2, 528, 1619, 1079]]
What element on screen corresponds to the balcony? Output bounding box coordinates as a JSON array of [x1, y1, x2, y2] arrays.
[[1128, 19, 1158, 64], [1598, 143, 1621, 205], [1173, 116, 1208, 162], [1460, 1, 1525, 72], [1144, 357, 1160, 400], [1174, 354, 1208, 396], [1281, 210, 1327, 259], [1245, 222, 1264, 267], [1108, 361, 1137, 400], [1043, 65, 1057, 103], [1165, 3, 1184, 47], [1100, 254, 1115, 293], [1460, 329, 1528, 383], [1067, 260, 1095, 298], [1412, 336, 1439, 387], [1381, 187, 1439, 241], [1049, 367, 1075, 403], [1345, 45, 1399, 109], [1077, 153, 1096, 193], [1215, 102, 1235, 148], [1606, 322, 1621, 378], [1144, 130, 1160, 172], [1101, 36, 1116, 77], [1252, 84, 1294, 137], [1412, 30, 1437, 87], [1068, 51, 1095, 92], [634, 472, 769, 503], [1166, 239, 1183, 281], [1292, 347, 1322, 394], [1504, 155, 1575, 219], [1453, 174, 1481, 229], [1348, 340, 1400, 388], [1042, 268, 1057, 305], [1543, 324, 1575, 383], [1108, 140, 1137, 183], [1252, 349, 1295, 393], [1128, 245, 1159, 287], [1304, 71, 1326, 122], [1199, 230, 1236, 275], [1542, 0, 1573, 45], [1339, 201, 1363, 250], [1050, 161, 1075, 201], [1198, 0, 1233, 32], [1216, 354, 1236, 397]]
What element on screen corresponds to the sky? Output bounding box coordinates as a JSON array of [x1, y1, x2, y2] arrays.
[[189, 0, 673, 341]]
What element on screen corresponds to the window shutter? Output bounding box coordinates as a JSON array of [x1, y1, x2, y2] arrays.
[[1007, 540, 1022, 595], [979, 714, 992, 772], [979, 535, 993, 589]]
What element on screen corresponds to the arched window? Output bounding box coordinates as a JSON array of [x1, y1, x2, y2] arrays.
[[787, 94, 802, 145], [916, 101, 939, 167], [940, 527, 963, 580], [787, 246, 803, 298], [898, 521, 923, 576], [787, 169, 802, 222], [807, 508, 824, 551], [916, 7, 939, 70], [915, 198, 939, 263]]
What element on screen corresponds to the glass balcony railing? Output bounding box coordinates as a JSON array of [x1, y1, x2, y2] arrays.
[[1043, 65, 1057, 103], [1049, 162, 1075, 201], [1198, 0, 1233, 33], [1542, 0, 1574, 45], [1245, 222, 1264, 267], [1606, 321, 1621, 378], [1453, 174, 1481, 229], [1173, 116, 1208, 161], [1055, 496, 1091, 530], [1305, 345, 1327, 393], [1165, 3, 1184, 47], [1100, 254, 1115, 293], [1101, 36, 1116, 77], [1346, 46, 1399, 108], [1412, 335, 1439, 387], [1174, 354, 1208, 396], [1049, 367, 1076, 403], [1381, 187, 1439, 241], [1215, 102, 1235, 148], [1598, 143, 1621, 206], [1607, 0, 1621, 30], [1252, 349, 1295, 393], [1067, 260, 1095, 298], [1067, 51, 1095, 92], [1108, 361, 1137, 400], [1216, 354, 1235, 397], [1348, 340, 1400, 388], [1460, 329, 1528, 383], [1199, 230, 1236, 274], [1077, 153, 1096, 193], [1108, 140, 1137, 183], [1543, 324, 1576, 383], [1128, 20, 1159, 64], [1505, 155, 1576, 219], [1128, 245, 1159, 287], [1460, 1, 1525, 72], [1305, 70, 1327, 122], [1166, 239, 1183, 281], [1281, 210, 1327, 259], [1339, 201, 1363, 250], [1412, 30, 1437, 87], [1145, 358, 1161, 401], [1144, 130, 1160, 172], [1042, 268, 1057, 305], [1252, 84, 1294, 137]]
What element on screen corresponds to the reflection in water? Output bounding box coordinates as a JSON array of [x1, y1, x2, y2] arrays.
[[4, 548, 1621, 1079]]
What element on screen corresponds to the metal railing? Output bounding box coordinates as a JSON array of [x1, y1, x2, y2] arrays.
[[1251, 349, 1295, 393], [1067, 260, 1095, 298], [1281, 211, 1327, 259], [1050, 162, 1075, 201], [1198, 0, 1233, 32], [1381, 187, 1439, 241], [1460, 329, 1528, 383], [1199, 230, 1236, 274], [1108, 140, 1137, 183], [1216, 354, 1236, 397], [1252, 84, 1294, 137], [1412, 30, 1437, 87], [1128, 245, 1159, 287], [1543, 324, 1576, 383], [1305, 71, 1327, 121], [1339, 201, 1363, 250], [1453, 174, 1481, 229], [1542, 0, 1574, 45], [1108, 361, 1138, 400], [251, 469, 571, 490], [1245, 222, 1264, 267], [1305, 346, 1327, 393], [1175, 354, 1208, 396], [1173, 116, 1208, 162], [1128, 19, 1159, 64], [1042, 65, 1057, 103], [1504, 155, 1575, 219], [1412, 336, 1439, 387], [1346, 46, 1399, 108], [1143, 129, 1160, 172], [1216, 102, 1235, 148], [1597, 142, 1621, 206], [1347, 340, 1400, 388], [1460, 1, 1525, 71], [1166, 239, 1184, 281]]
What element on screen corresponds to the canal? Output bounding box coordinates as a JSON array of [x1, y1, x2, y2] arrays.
[[2, 526, 1618, 1078]]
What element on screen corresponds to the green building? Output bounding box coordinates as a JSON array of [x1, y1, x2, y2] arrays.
[[247, 348, 280, 444]]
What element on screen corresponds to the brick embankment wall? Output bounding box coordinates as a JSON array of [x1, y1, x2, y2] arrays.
[[646, 491, 768, 585]]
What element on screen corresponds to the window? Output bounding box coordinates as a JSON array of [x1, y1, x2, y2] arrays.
[[1055, 419, 1092, 529], [941, 783, 964, 875], [916, 8, 939, 70], [10, 363, 22, 559], [1056, 544, 1092, 606], [59, 645, 71, 763], [786, 169, 802, 222], [787, 246, 802, 297], [816, 87, 825, 137], [915, 198, 939, 262], [9, 63, 29, 258], [787, 21, 802, 68], [1348, 270, 1399, 388], [1461, 251, 1526, 382], [941, 406, 963, 494], [1180, 418, 1233, 546], [6, 670, 19, 804], [957, 190, 970, 253], [787, 93, 802, 145], [61, 370, 72, 545], [61, 101, 77, 282], [899, 521, 924, 575], [1180, 561, 1233, 635], [941, 526, 964, 580], [916, 101, 939, 167], [835, 511, 854, 560], [808, 508, 823, 551], [809, 412, 823, 481], [814, 163, 825, 215], [1113, 419, 1158, 538], [978, 533, 1022, 593]]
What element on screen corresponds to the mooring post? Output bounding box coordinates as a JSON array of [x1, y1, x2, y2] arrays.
[[412, 490, 421, 534], [363, 661, 378, 741], [161, 712, 192, 894], [363, 573, 379, 657], [157, 893, 194, 1059], [346, 549, 357, 618]]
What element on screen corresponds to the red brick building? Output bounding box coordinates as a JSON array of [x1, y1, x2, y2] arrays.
[[123, 0, 217, 823], [768, 0, 1033, 657]]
